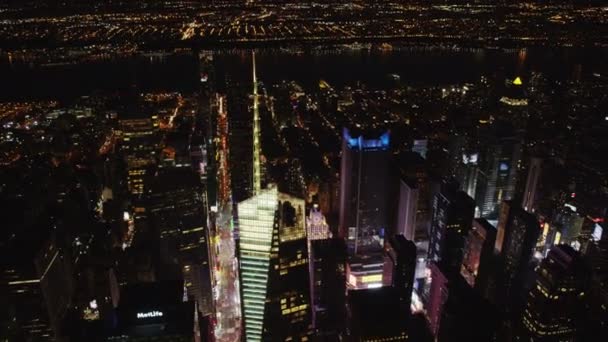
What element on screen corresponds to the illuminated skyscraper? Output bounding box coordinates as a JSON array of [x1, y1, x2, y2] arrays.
[[148, 169, 213, 315], [118, 111, 159, 196], [460, 218, 496, 291], [237, 186, 311, 341], [107, 281, 206, 342], [495, 201, 540, 302], [426, 262, 449, 338], [476, 122, 522, 219], [428, 182, 475, 277], [521, 245, 589, 341], [306, 204, 331, 241], [251, 51, 261, 195], [339, 128, 391, 289]]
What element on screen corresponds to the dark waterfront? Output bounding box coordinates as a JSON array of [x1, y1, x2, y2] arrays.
[[1, 47, 607, 101]]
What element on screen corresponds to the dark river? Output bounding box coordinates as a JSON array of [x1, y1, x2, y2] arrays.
[[0, 47, 606, 101]]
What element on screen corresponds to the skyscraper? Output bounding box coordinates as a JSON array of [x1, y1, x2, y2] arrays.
[[426, 262, 449, 337], [237, 186, 311, 341], [522, 157, 542, 213], [428, 182, 475, 277], [460, 218, 496, 290], [521, 245, 589, 341], [397, 151, 431, 242], [226, 80, 254, 203], [395, 178, 418, 241], [306, 204, 331, 241], [476, 122, 522, 219], [310, 238, 347, 339], [2, 232, 74, 341], [339, 128, 391, 289], [106, 281, 206, 342], [495, 201, 540, 302], [387, 235, 417, 315], [148, 169, 213, 315], [118, 110, 159, 196]]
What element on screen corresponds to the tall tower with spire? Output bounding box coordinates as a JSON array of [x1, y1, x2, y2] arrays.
[[252, 51, 262, 195]]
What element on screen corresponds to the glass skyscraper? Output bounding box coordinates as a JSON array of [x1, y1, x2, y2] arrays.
[[339, 128, 391, 289], [237, 186, 311, 341]]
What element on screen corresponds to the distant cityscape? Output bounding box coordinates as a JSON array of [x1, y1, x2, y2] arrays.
[[1, 1, 607, 50], [1, 1, 608, 342]]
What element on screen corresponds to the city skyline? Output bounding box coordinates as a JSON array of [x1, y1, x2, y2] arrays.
[[1, 1, 607, 342]]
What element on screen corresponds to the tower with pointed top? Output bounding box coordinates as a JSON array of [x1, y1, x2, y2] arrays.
[[238, 186, 312, 341], [252, 51, 262, 195]]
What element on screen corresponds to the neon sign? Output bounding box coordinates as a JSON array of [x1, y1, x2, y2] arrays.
[[137, 311, 163, 319], [344, 128, 390, 150]]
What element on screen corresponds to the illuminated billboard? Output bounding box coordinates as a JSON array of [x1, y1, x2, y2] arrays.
[[361, 274, 383, 283], [592, 224, 603, 241], [462, 153, 478, 165], [137, 311, 163, 319]]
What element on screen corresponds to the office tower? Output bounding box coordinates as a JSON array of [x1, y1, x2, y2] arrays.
[[521, 245, 590, 341], [310, 238, 347, 339], [106, 281, 205, 342], [2, 232, 74, 341], [428, 182, 475, 277], [339, 127, 391, 249], [36, 237, 75, 338], [387, 235, 417, 314], [348, 287, 408, 341], [426, 262, 449, 337], [237, 186, 312, 341], [395, 178, 418, 241], [476, 121, 522, 218], [199, 59, 219, 204], [307, 204, 331, 241], [339, 128, 391, 289], [118, 110, 159, 196], [226, 81, 253, 203], [461, 218, 496, 291], [522, 157, 542, 213], [148, 169, 213, 315], [498, 77, 530, 129], [495, 201, 540, 302], [397, 151, 431, 240]]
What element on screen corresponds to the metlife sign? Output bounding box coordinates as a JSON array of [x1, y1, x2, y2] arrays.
[[136, 310, 163, 319]]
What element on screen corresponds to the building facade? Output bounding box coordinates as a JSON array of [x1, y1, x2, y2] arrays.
[[238, 186, 312, 341]]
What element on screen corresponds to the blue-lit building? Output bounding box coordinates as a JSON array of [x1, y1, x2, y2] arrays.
[[339, 128, 392, 289]]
